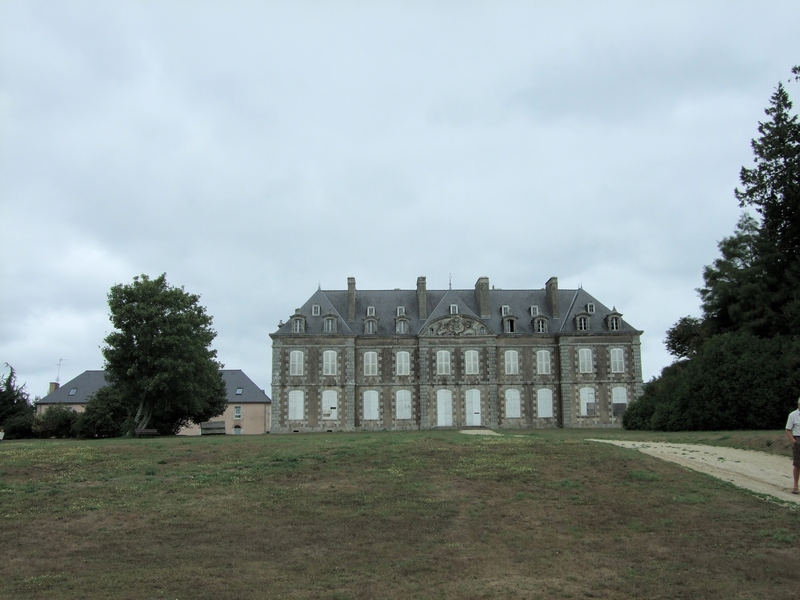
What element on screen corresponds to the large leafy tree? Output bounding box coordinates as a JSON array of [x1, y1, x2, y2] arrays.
[[102, 274, 227, 435]]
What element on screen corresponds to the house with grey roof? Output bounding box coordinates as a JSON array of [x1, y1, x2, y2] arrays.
[[37, 369, 271, 435], [270, 276, 643, 432]]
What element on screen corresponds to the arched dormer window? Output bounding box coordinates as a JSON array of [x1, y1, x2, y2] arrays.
[[395, 316, 409, 334], [323, 315, 337, 333], [606, 308, 623, 332], [502, 316, 518, 333], [533, 317, 548, 333], [575, 312, 590, 332], [364, 317, 378, 334], [290, 309, 306, 333]]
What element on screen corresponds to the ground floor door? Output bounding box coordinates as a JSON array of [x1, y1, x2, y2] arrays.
[[437, 389, 453, 426], [465, 389, 481, 426]]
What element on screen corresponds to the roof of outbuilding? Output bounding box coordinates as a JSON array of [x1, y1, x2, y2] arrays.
[[38, 369, 270, 405]]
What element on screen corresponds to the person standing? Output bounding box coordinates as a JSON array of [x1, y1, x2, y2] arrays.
[[785, 398, 800, 494]]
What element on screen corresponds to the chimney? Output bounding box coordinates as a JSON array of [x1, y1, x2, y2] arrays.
[[475, 276, 490, 318], [417, 276, 427, 319], [546, 276, 559, 319], [48, 382, 60, 394], [347, 277, 356, 321]]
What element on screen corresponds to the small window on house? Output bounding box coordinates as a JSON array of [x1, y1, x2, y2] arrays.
[[324, 317, 337, 333], [609, 316, 621, 331], [503, 319, 516, 333], [235, 387, 243, 395], [233, 425, 242, 435], [501, 305, 510, 316], [365, 320, 377, 334], [534, 318, 547, 333], [312, 304, 320, 316], [587, 303, 595, 314], [396, 320, 409, 334], [450, 304, 458, 315], [367, 306, 375, 316], [291, 318, 305, 333], [530, 305, 539, 316], [397, 306, 405, 316], [69, 388, 77, 396], [234, 405, 242, 419], [577, 316, 589, 331]]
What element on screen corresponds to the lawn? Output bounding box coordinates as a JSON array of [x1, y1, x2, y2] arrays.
[[0, 429, 796, 599]]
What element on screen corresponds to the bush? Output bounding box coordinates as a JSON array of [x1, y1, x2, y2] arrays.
[[2, 411, 34, 439], [32, 405, 78, 438], [75, 386, 132, 438]]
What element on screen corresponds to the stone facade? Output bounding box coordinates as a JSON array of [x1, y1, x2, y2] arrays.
[[270, 276, 643, 433]]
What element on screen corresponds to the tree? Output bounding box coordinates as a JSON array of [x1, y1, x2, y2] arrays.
[[75, 386, 132, 439], [0, 364, 34, 428], [102, 274, 227, 435], [664, 316, 707, 359]]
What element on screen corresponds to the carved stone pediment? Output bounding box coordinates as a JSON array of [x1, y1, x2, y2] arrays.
[[423, 315, 486, 337]]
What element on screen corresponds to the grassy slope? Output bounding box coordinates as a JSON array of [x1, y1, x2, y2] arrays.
[[0, 429, 796, 600]]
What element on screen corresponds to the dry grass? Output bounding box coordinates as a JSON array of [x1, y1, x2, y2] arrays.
[[0, 429, 797, 599]]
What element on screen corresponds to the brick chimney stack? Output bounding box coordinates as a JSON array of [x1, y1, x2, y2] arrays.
[[546, 276, 559, 319], [475, 276, 490, 318], [347, 277, 356, 321], [417, 276, 427, 319]]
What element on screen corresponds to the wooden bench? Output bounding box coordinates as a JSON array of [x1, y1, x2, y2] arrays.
[[135, 428, 160, 438], [200, 421, 226, 435]]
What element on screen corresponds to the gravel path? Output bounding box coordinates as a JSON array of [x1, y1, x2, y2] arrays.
[[590, 440, 799, 504]]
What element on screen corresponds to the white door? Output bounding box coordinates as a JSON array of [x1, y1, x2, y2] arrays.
[[437, 389, 453, 426], [465, 389, 481, 426], [322, 390, 338, 420]]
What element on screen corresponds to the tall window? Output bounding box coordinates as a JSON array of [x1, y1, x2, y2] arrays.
[[234, 405, 242, 419], [364, 351, 378, 376], [323, 350, 337, 376], [363, 390, 379, 420], [289, 350, 303, 376], [579, 387, 596, 416], [505, 389, 521, 419], [396, 390, 412, 420], [612, 386, 628, 417], [321, 390, 338, 420], [537, 388, 554, 418], [396, 351, 410, 376], [578, 348, 593, 373], [437, 350, 451, 375], [504, 350, 519, 375], [288, 390, 304, 420], [465, 350, 479, 375], [610, 348, 625, 373], [536, 350, 551, 375]]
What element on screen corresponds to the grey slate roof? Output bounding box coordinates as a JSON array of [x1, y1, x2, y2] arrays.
[[272, 283, 640, 336], [38, 369, 270, 406]]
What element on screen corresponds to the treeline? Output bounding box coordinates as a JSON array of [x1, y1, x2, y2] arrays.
[[625, 66, 800, 431]]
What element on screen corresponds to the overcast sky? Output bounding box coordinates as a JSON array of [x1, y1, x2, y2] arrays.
[[1, 1, 799, 400]]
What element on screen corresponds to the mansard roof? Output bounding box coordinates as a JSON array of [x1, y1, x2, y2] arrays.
[[272, 277, 640, 336]]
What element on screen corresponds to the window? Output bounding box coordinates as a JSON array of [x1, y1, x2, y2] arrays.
[[396, 320, 409, 334], [364, 351, 378, 376], [587, 303, 595, 314], [578, 348, 593, 373], [233, 425, 242, 435], [365, 320, 377, 334], [503, 319, 516, 333], [363, 390, 379, 420], [505, 389, 521, 419], [536, 350, 551, 375], [291, 318, 304, 333], [397, 306, 405, 316], [68, 388, 77, 396], [324, 317, 337, 333], [234, 405, 242, 419], [288, 390, 304, 420], [322, 390, 338, 420], [450, 304, 458, 315], [396, 390, 412, 420], [501, 305, 510, 316], [396, 351, 410, 376], [312, 304, 320, 316], [530, 305, 539, 316], [465, 350, 479, 375], [323, 350, 337, 376], [436, 350, 451, 375], [504, 350, 519, 375], [367, 306, 375, 316], [612, 386, 628, 417], [609, 316, 620, 331], [580, 387, 596, 416], [534, 318, 547, 333], [289, 350, 303, 376], [610, 348, 625, 373], [537, 389, 554, 418], [235, 387, 243, 395], [577, 316, 589, 331]]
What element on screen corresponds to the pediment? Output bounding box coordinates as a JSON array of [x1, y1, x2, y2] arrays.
[[421, 315, 488, 337]]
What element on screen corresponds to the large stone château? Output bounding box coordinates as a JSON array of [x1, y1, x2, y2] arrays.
[[270, 276, 643, 433]]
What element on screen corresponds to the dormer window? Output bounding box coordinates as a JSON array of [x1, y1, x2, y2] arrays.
[[502, 305, 510, 316], [235, 387, 243, 395], [69, 388, 77, 396], [397, 306, 405, 316], [530, 305, 539, 316], [534, 317, 548, 333], [365, 318, 377, 334], [396, 320, 409, 334], [324, 316, 337, 333], [312, 304, 320, 316], [503, 317, 517, 333], [291, 318, 305, 333], [367, 306, 375, 316], [450, 304, 458, 315], [587, 303, 595, 314], [576, 316, 589, 331], [609, 316, 620, 331]]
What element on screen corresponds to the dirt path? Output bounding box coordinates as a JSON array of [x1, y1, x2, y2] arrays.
[[590, 440, 799, 504]]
